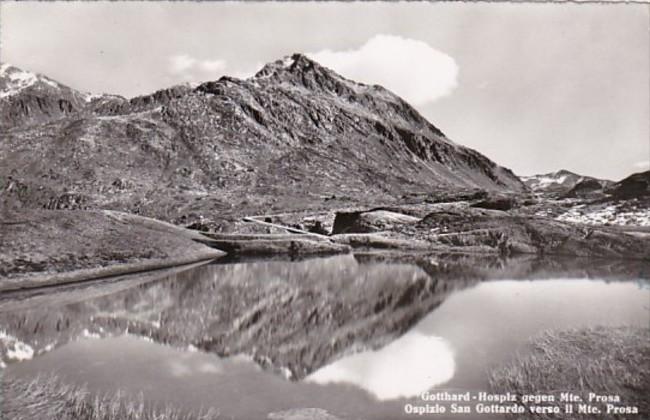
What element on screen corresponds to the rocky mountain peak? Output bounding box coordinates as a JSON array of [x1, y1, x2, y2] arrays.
[[521, 168, 616, 197], [0, 63, 90, 128], [254, 53, 320, 78], [251, 53, 367, 99], [553, 169, 579, 178], [0, 63, 62, 98]]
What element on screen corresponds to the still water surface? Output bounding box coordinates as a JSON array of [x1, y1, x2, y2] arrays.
[[4, 255, 649, 420]]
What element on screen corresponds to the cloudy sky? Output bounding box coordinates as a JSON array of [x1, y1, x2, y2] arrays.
[[1, 2, 647, 180]]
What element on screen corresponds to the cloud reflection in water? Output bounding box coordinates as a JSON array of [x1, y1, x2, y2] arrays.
[[306, 332, 455, 400]]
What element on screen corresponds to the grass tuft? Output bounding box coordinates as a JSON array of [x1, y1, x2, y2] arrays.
[[2, 374, 220, 420], [489, 326, 649, 419]]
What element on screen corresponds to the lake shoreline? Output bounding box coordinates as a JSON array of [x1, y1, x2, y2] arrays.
[[0, 253, 222, 294], [0, 209, 225, 292], [2, 203, 650, 292]]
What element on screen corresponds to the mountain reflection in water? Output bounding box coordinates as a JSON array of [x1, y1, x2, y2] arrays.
[[305, 278, 649, 400], [1, 253, 649, 420]]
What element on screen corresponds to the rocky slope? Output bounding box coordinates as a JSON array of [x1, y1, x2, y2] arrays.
[[0, 209, 224, 291], [0, 55, 525, 228]]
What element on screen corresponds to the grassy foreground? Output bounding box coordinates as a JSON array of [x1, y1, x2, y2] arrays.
[[1, 374, 219, 420], [489, 326, 649, 419]]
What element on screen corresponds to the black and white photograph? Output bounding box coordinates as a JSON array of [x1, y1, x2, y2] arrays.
[[0, 2, 648, 419]]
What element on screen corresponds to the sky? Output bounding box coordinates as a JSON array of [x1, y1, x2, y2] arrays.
[[0, 2, 648, 180]]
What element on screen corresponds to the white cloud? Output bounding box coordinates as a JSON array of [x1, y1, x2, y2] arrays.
[[167, 54, 227, 82], [199, 59, 226, 73], [307, 34, 459, 106], [166, 36, 458, 104], [169, 54, 197, 75], [632, 160, 649, 170]]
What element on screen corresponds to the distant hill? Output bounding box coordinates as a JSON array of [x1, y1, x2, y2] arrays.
[[0, 55, 525, 224], [606, 171, 650, 200], [521, 169, 613, 198], [552, 170, 650, 227]]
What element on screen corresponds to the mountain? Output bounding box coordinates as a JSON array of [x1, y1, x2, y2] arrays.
[[520, 169, 650, 226], [521, 169, 649, 202], [520, 169, 613, 197], [0, 64, 89, 128], [606, 170, 650, 200], [0, 55, 525, 226]]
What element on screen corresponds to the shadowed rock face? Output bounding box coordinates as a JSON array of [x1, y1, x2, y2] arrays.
[[331, 209, 420, 234], [606, 171, 650, 200], [562, 178, 611, 199], [0, 55, 524, 224]]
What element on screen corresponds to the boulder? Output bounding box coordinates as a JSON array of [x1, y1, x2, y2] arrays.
[[331, 209, 420, 234], [470, 194, 517, 211]]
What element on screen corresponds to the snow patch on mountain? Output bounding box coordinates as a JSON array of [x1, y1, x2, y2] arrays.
[[84, 92, 105, 102], [42, 78, 60, 89], [521, 174, 570, 188], [556, 202, 650, 227], [0, 65, 38, 98], [0, 63, 63, 98], [0, 63, 9, 74], [282, 55, 296, 68]]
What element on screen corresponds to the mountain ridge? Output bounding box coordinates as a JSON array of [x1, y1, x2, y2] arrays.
[[2, 55, 524, 226]]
